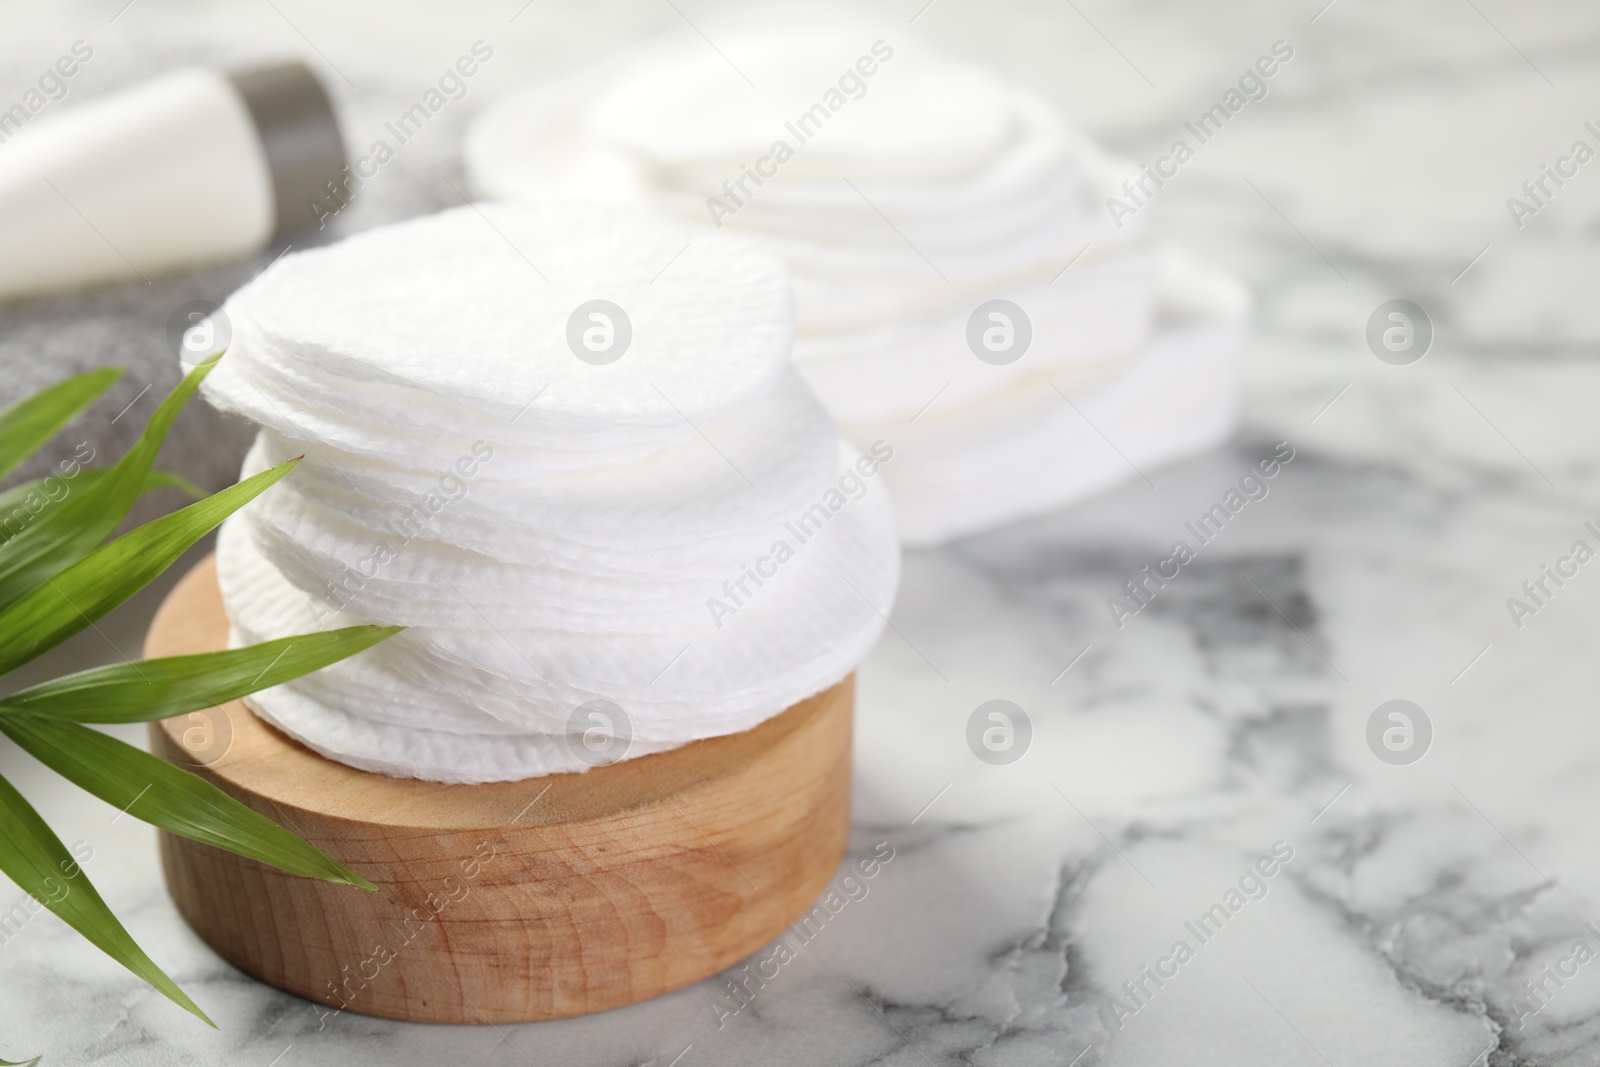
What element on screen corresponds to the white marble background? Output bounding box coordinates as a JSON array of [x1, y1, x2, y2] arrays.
[[4, 0, 1600, 1064]]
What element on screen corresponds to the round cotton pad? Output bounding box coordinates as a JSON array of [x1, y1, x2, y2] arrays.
[[206, 201, 794, 427], [589, 28, 1015, 181], [459, 16, 1249, 548], [201, 202, 901, 782], [462, 20, 1158, 412]]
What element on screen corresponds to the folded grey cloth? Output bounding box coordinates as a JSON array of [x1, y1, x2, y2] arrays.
[[0, 263, 261, 526]]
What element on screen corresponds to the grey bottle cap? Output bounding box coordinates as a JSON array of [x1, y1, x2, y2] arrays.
[[226, 62, 346, 236]]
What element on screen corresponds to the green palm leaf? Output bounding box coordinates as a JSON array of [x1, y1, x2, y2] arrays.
[[0, 358, 400, 1026], [0, 715, 375, 891], [0, 458, 296, 675], [0, 771, 211, 1025], [0, 625, 400, 723], [0, 468, 203, 547], [0, 367, 120, 482], [0, 356, 218, 615]]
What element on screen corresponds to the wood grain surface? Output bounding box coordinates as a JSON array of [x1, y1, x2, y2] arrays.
[[145, 555, 854, 1023]]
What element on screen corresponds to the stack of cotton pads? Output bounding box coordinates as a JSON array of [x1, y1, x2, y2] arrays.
[[200, 202, 900, 783], [466, 18, 1249, 544]]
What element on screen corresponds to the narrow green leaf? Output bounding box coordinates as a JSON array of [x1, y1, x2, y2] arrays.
[[146, 468, 206, 500], [0, 717, 374, 891], [0, 467, 204, 547], [0, 770, 211, 1024], [0, 625, 401, 723], [0, 356, 219, 615], [0, 368, 120, 482], [0, 458, 297, 675]]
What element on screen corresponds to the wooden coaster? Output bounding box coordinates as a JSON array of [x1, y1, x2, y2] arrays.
[[144, 556, 853, 1023]]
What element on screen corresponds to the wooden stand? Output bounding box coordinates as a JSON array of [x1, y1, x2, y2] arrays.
[[144, 557, 853, 1023]]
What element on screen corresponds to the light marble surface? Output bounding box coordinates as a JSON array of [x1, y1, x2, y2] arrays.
[[5, 1, 1600, 1064]]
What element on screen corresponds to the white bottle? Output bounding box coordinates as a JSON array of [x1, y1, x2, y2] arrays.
[[0, 62, 345, 300]]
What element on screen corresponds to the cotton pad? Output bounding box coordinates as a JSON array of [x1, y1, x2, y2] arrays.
[[854, 251, 1250, 544], [590, 27, 1016, 181], [202, 202, 901, 782], [207, 201, 795, 428], [790, 244, 1154, 420], [464, 14, 1248, 545]]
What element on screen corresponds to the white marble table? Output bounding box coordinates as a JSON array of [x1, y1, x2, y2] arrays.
[[4, 1, 1600, 1064]]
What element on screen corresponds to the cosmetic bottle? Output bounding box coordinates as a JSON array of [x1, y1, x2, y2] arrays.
[[0, 62, 345, 300]]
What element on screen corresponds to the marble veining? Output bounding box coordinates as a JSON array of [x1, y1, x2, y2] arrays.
[[5, 1, 1600, 1064]]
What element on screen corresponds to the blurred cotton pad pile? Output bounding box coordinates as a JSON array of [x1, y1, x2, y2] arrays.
[[466, 17, 1249, 544], [200, 202, 899, 783]]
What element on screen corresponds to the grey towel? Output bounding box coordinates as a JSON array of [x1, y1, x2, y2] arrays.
[[0, 261, 263, 527]]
